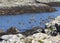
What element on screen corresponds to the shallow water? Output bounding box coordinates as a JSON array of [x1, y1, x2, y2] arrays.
[[0, 7, 60, 32]]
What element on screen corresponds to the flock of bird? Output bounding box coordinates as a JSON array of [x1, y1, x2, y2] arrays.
[[6, 15, 55, 29]]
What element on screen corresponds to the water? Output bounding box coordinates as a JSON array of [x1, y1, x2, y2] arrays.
[[0, 7, 60, 32]]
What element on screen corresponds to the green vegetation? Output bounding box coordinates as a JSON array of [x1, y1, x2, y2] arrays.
[[20, 37, 24, 40], [49, 28, 54, 31], [38, 40, 44, 43], [26, 39, 33, 43]]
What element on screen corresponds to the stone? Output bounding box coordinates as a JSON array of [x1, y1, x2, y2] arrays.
[[45, 16, 60, 28], [6, 27, 20, 34], [45, 2, 60, 7], [50, 30, 57, 36], [21, 26, 45, 36], [0, 33, 60, 43], [0, 34, 25, 43], [45, 16, 60, 35], [55, 23, 60, 33]]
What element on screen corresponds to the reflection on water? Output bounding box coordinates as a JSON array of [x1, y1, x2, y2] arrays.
[[0, 7, 60, 32]]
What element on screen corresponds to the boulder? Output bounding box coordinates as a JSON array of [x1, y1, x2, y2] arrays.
[[35, 0, 60, 6], [26, 33, 60, 43], [50, 30, 57, 36], [0, 34, 25, 43], [6, 27, 20, 34], [21, 26, 45, 36], [45, 16, 60, 35], [55, 23, 60, 33]]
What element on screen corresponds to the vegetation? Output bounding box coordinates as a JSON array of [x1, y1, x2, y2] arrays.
[[20, 37, 24, 39], [38, 40, 44, 43]]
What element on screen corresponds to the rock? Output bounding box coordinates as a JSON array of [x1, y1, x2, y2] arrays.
[[45, 16, 60, 35], [36, 0, 49, 3], [6, 27, 20, 34], [32, 26, 45, 33], [0, 30, 6, 37], [45, 16, 60, 28], [50, 30, 57, 36], [55, 23, 60, 33], [26, 33, 60, 43], [45, 2, 60, 7], [0, 33, 60, 43], [21, 26, 44, 36], [0, 34, 25, 43], [21, 27, 40, 36]]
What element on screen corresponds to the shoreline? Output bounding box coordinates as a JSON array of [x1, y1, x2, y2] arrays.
[[0, 3, 56, 15]]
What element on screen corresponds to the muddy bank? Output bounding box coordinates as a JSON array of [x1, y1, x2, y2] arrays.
[[0, 4, 56, 15]]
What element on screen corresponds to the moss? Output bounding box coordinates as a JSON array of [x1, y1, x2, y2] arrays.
[[20, 37, 24, 40], [14, 41, 16, 43], [26, 39, 33, 43], [49, 28, 54, 31], [38, 40, 44, 43]]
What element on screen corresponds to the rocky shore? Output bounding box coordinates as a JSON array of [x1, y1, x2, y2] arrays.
[[0, 26, 60, 43], [0, 0, 56, 15], [0, 32, 60, 43], [46, 16, 60, 28], [0, 0, 60, 43], [0, 4, 56, 15]]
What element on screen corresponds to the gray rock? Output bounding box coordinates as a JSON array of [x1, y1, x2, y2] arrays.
[[21, 26, 45, 36], [50, 30, 57, 36], [55, 23, 60, 34], [45, 2, 60, 7], [6, 27, 20, 34]]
